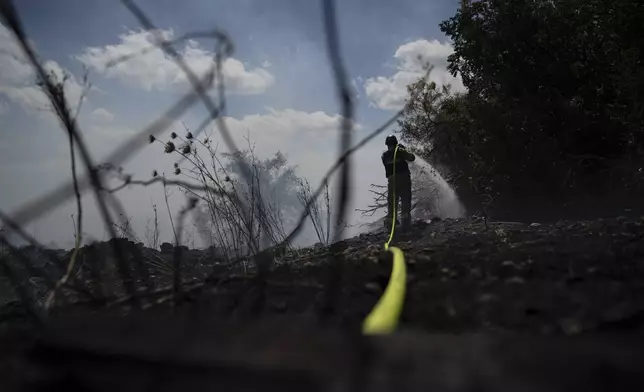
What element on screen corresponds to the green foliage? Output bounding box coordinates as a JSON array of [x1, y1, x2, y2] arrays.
[[440, 0, 644, 154], [443, 1, 644, 112], [399, 0, 644, 218]]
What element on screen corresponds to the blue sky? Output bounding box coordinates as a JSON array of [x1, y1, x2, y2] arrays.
[[0, 0, 463, 248]]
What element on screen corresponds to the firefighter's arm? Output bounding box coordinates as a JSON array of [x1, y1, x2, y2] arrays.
[[398, 145, 416, 162]]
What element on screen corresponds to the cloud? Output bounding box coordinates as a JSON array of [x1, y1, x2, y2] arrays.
[[202, 108, 361, 182], [90, 107, 114, 122], [225, 108, 360, 136], [76, 29, 275, 95], [0, 85, 48, 112], [0, 60, 85, 121], [0, 24, 86, 121], [0, 23, 34, 85], [364, 39, 466, 110]]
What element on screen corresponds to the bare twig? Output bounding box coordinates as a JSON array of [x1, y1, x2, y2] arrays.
[[43, 108, 85, 310], [145, 203, 161, 249], [163, 179, 178, 245], [0, 1, 140, 300], [120, 0, 279, 269]]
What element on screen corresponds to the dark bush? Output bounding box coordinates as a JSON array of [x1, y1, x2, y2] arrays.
[[399, 0, 644, 221]]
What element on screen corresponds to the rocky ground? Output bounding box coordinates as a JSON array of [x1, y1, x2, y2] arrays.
[[3, 215, 640, 337], [3, 215, 644, 391], [194, 216, 644, 336]]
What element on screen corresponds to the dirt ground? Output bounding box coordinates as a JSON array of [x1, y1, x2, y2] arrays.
[[3, 216, 644, 391], [4, 215, 644, 337], [125, 216, 644, 337]]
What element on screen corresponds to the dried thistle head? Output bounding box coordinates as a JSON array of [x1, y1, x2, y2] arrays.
[[170, 132, 177, 139], [186, 132, 193, 140], [174, 167, 181, 175], [182, 144, 191, 154], [165, 142, 175, 153], [149, 135, 156, 144]]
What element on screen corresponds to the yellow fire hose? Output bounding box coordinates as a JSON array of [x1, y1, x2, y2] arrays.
[[362, 145, 407, 335]]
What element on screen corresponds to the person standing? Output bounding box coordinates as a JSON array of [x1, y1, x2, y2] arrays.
[[381, 135, 415, 232]]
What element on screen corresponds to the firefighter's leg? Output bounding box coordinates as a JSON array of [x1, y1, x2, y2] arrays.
[[385, 176, 395, 229], [400, 174, 412, 231]]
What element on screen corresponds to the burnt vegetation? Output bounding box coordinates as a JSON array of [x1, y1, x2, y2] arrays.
[[1, 0, 644, 391]]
